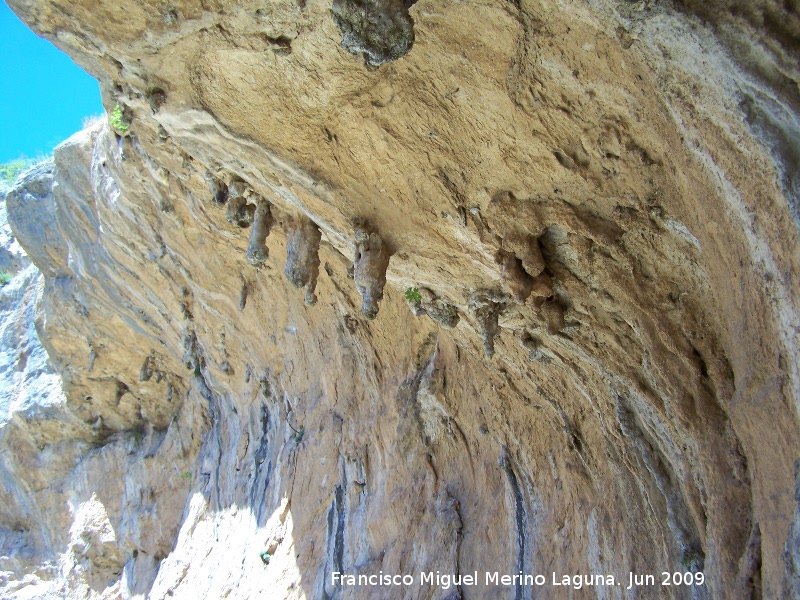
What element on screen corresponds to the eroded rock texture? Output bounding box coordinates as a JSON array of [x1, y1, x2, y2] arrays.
[[246, 198, 275, 267], [284, 215, 322, 306], [353, 222, 391, 319], [331, 0, 417, 67], [1, 0, 799, 598]]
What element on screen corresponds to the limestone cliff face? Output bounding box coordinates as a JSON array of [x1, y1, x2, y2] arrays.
[[2, 0, 800, 598]]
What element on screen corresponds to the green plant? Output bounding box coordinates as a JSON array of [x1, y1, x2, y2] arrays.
[[180, 471, 192, 480], [109, 104, 130, 134], [0, 159, 32, 185], [259, 551, 271, 565], [0, 272, 12, 287], [404, 287, 421, 303], [292, 427, 304, 444]]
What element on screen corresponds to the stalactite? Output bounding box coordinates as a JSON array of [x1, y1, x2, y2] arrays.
[[284, 216, 322, 306], [353, 222, 391, 319], [246, 198, 274, 267]]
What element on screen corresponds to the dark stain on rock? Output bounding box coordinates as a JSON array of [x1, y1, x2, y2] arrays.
[[553, 149, 579, 171], [238, 279, 249, 310], [148, 87, 167, 113], [252, 403, 273, 524], [331, 0, 417, 67], [204, 173, 228, 204], [323, 484, 347, 598], [139, 354, 154, 382], [500, 449, 526, 600]]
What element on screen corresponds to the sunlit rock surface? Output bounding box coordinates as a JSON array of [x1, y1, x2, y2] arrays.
[[2, 0, 799, 598]]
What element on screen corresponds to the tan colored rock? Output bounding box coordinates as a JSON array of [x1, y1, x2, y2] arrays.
[[246, 197, 275, 267], [283, 215, 322, 306], [225, 180, 257, 229], [353, 223, 391, 320], [1, 0, 799, 598]]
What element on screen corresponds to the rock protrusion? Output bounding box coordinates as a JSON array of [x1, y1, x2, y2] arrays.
[[408, 287, 460, 329], [538, 299, 566, 334], [495, 248, 533, 305], [503, 234, 545, 278], [469, 290, 509, 358], [331, 0, 416, 67], [246, 199, 275, 267], [225, 180, 256, 228], [353, 222, 391, 319], [204, 172, 228, 204], [496, 234, 547, 304], [68, 495, 126, 590], [182, 330, 200, 372], [139, 355, 155, 382], [517, 332, 539, 360], [148, 88, 167, 114], [528, 272, 554, 303], [284, 216, 322, 306], [5, 160, 71, 278], [239, 279, 249, 310]]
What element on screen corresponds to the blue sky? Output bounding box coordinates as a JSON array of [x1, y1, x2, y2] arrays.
[[0, 3, 104, 163]]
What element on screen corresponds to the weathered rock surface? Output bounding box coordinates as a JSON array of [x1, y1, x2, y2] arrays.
[[1, 0, 799, 598]]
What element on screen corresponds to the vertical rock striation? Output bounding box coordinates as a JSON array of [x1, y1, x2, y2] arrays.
[[1, 0, 799, 598]]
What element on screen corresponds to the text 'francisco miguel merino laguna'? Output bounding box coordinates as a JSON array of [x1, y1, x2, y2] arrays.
[[330, 571, 688, 591]]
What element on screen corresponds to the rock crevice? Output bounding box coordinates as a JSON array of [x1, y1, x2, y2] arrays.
[[1, 0, 800, 598]]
